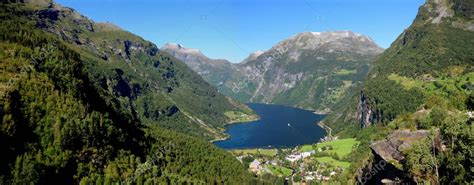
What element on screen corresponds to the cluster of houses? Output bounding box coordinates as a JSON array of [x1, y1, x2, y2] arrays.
[[302, 171, 337, 181], [237, 140, 345, 183], [285, 150, 315, 162], [243, 148, 341, 182], [248, 158, 280, 175], [295, 156, 339, 182]]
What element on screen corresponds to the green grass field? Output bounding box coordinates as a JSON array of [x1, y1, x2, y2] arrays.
[[259, 149, 278, 157], [388, 73, 424, 90], [225, 111, 258, 123], [299, 144, 314, 152], [314, 157, 351, 169], [267, 165, 293, 177], [316, 138, 360, 158], [231, 148, 257, 155], [231, 148, 277, 157], [389, 72, 474, 94], [335, 69, 357, 75]]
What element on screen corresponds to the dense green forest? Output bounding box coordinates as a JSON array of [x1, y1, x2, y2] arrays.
[[2, 0, 255, 141], [324, 0, 474, 183], [0, 1, 279, 184]]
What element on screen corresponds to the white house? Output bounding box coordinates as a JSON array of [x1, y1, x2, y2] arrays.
[[285, 150, 315, 162], [286, 154, 301, 162], [301, 150, 315, 158], [249, 159, 262, 173]]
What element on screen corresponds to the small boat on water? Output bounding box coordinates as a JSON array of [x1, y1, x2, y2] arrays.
[[288, 123, 291, 127]]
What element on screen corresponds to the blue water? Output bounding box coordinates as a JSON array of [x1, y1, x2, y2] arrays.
[[214, 103, 326, 149]]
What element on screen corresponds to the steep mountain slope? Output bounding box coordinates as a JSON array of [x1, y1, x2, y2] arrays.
[[161, 43, 237, 87], [17, 0, 255, 141], [229, 31, 383, 112], [0, 1, 266, 184], [241, 50, 264, 64], [164, 31, 383, 112], [324, 0, 474, 183], [358, 0, 474, 126]]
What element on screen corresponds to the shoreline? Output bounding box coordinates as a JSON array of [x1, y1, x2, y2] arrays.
[[211, 114, 260, 143], [313, 109, 332, 115], [317, 121, 332, 138], [223, 114, 260, 126], [212, 104, 330, 146], [210, 134, 230, 143], [291, 104, 331, 115]]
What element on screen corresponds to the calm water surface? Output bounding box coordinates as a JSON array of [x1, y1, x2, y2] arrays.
[[214, 103, 326, 149]]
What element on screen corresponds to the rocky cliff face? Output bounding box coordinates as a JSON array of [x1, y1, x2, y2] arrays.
[[356, 150, 415, 185], [358, 130, 442, 184], [370, 130, 438, 163], [227, 31, 383, 112], [356, 93, 380, 127]]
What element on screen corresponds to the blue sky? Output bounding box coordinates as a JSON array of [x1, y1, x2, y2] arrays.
[[56, 0, 425, 63]]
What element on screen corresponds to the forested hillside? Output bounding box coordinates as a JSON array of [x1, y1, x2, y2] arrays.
[[2, 0, 255, 141], [324, 0, 474, 183], [0, 1, 272, 184]]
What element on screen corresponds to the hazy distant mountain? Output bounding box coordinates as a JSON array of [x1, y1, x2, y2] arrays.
[[241, 50, 264, 64], [161, 43, 237, 87]]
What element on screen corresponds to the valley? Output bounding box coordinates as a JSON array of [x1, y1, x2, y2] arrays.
[[0, 0, 473, 184], [164, 31, 384, 113]]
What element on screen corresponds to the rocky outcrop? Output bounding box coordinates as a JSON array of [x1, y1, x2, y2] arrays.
[[355, 130, 440, 184], [450, 0, 474, 19], [371, 130, 434, 163], [421, 0, 474, 30], [356, 150, 415, 185], [29, 0, 160, 64], [124, 40, 157, 59]]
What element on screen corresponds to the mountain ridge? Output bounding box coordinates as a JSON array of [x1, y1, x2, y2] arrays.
[[163, 30, 384, 112]]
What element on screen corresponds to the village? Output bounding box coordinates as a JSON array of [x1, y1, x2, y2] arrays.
[[230, 137, 360, 184]]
